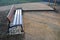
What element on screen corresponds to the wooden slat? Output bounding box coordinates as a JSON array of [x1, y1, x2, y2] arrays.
[[7, 5, 16, 22]]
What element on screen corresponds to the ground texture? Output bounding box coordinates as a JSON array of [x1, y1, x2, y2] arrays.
[[0, 3, 60, 40], [23, 11, 60, 40]]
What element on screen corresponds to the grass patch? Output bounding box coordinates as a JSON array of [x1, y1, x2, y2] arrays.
[[0, 0, 60, 6], [0, 0, 44, 6], [0, 10, 9, 37]]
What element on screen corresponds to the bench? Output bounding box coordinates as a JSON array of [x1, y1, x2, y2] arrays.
[[7, 5, 24, 35]]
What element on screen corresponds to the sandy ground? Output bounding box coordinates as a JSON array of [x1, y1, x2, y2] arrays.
[[0, 10, 60, 40], [23, 11, 60, 40], [0, 3, 60, 40]]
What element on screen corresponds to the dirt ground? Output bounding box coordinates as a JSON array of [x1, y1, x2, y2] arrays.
[[0, 10, 60, 40], [23, 11, 60, 40], [0, 4, 60, 40]]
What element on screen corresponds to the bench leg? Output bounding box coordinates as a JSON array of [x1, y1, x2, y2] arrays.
[[21, 25, 24, 32]]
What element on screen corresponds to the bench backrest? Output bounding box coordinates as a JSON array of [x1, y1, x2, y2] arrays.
[[7, 5, 16, 22]]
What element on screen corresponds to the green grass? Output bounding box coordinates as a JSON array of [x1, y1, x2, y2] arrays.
[[0, 0, 44, 6], [0, 0, 60, 6]]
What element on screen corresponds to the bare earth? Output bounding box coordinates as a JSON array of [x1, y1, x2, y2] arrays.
[[23, 11, 60, 40], [0, 3, 60, 40]]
